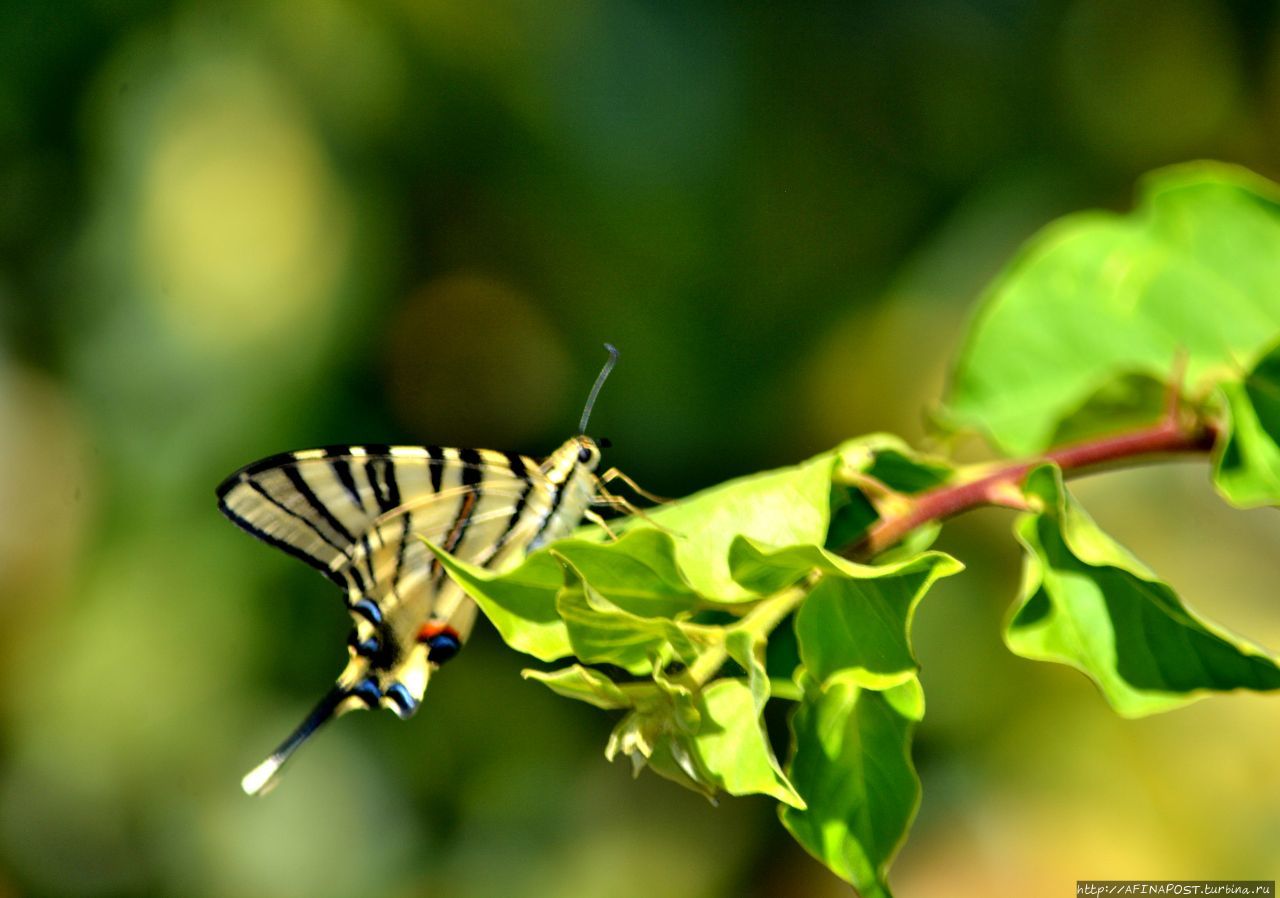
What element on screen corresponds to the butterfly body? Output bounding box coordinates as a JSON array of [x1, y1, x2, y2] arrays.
[[219, 434, 605, 794]]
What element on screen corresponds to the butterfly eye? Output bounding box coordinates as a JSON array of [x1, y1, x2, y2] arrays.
[[418, 622, 462, 663], [597, 436, 612, 450], [578, 446, 593, 462]]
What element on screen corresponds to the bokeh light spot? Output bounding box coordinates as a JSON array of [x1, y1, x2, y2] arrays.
[[0, 361, 90, 609], [1059, 0, 1240, 166], [386, 274, 572, 448], [138, 65, 350, 351]]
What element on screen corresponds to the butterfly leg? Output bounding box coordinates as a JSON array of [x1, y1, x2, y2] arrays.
[[583, 508, 622, 541], [591, 491, 647, 517], [591, 490, 682, 538], [600, 467, 670, 504]]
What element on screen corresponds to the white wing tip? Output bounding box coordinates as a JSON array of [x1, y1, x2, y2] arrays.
[[241, 756, 283, 796]]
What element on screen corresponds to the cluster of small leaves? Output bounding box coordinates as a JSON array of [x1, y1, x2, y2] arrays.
[[436, 162, 1280, 897], [430, 439, 960, 897]]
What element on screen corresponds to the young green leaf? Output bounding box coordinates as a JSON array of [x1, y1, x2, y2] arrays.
[[727, 534, 961, 596], [727, 537, 962, 689], [946, 162, 1280, 455], [551, 528, 701, 617], [594, 632, 804, 808], [606, 674, 711, 797], [521, 665, 630, 709], [794, 559, 958, 690], [725, 629, 771, 711], [693, 678, 805, 808], [553, 559, 705, 675], [423, 528, 701, 662], [826, 435, 955, 552], [836, 435, 955, 495], [629, 447, 841, 600], [781, 673, 922, 898], [1214, 341, 1280, 507], [1007, 465, 1280, 716], [422, 541, 573, 662]]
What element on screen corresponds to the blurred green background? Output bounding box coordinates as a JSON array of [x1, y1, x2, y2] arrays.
[[2, 1, 1280, 896]]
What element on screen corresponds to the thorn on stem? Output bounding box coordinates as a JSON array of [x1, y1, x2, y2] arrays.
[[1164, 348, 1189, 423], [837, 467, 910, 514], [984, 480, 1034, 511]]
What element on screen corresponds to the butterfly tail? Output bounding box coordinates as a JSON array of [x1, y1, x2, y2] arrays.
[[241, 680, 364, 795]]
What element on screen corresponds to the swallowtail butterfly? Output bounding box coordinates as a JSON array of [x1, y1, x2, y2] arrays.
[[220, 345, 623, 795]]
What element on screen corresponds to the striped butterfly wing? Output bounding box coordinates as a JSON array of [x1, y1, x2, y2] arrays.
[[220, 438, 604, 795], [218, 445, 538, 594]]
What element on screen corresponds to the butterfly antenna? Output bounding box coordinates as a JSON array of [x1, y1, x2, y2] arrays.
[[241, 683, 349, 796], [579, 343, 620, 434]]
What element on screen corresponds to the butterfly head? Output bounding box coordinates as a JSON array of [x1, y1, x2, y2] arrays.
[[539, 434, 606, 491], [549, 342, 615, 479], [574, 434, 604, 468]]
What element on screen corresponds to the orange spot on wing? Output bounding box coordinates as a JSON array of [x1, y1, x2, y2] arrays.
[[417, 621, 460, 644]]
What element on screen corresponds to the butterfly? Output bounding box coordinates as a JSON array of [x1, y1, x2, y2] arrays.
[[220, 345, 628, 795]]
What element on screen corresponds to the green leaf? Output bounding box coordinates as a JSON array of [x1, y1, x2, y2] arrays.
[[826, 435, 955, 552], [870, 521, 944, 565], [606, 674, 711, 798], [727, 538, 961, 689], [727, 534, 961, 596], [553, 559, 706, 675], [1007, 464, 1280, 716], [629, 446, 841, 600], [836, 434, 955, 494], [946, 162, 1280, 455], [881, 676, 925, 722], [641, 737, 716, 800], [1046, 371, 1167, 447], [422, 541, 572, 662], [725, 629, 770, 711], [601, 635, 804, 808], [781, 673, 921, 898], [824, 489, 880, 558], [423, 528, 701, 662], [794, 558, 960, 691], [693, 678, 805, 808], [1214, 341, 1280, 507], [522, 665, 630, 709], [551, 528, 701, 617]]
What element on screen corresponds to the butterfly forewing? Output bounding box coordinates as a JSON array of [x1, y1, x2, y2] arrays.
[[218, 446, 538, 594]]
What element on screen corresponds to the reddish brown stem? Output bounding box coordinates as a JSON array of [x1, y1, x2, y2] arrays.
[[848, 415, 1219, 560]]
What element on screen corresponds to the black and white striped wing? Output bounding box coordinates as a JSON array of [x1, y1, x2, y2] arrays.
[[225, 434, 608, 796], [216, 445, 545, 602]]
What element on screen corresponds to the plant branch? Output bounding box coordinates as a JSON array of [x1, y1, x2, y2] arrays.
[[685, 585, 808, 687], [847, 411, 1219, 560]]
